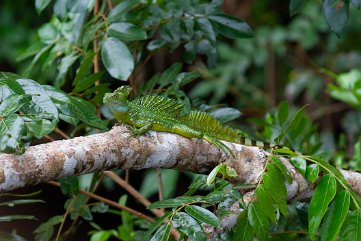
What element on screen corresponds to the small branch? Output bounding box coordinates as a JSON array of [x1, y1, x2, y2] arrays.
[[156, 168, 165, 213], [103, 171, 164, 217], [47, 180, 155, 223], [55, 128, 70, 140]]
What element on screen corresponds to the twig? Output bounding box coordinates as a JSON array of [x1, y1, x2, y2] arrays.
[[47, 180, 155, 223], [55, 128, 70, 140], [156, 168, 165, 213], [103, 171, 163, 217]]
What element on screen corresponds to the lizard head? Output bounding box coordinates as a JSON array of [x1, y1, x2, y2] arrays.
[[103, 86, 132, 115]]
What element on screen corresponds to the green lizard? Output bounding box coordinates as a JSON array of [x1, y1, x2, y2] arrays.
[[103, 86, 271, 154]]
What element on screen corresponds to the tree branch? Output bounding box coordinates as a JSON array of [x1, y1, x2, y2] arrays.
[[0, 125, 360, 200]]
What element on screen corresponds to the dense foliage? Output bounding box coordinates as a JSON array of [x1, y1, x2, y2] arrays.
[[0, 0, 361, 241]]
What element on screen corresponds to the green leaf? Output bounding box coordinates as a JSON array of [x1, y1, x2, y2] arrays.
[[185, 205, 220, 227], [320, 190, 350, 241], [73, 51, 95, 85], [35, 0, 52, 14], [107, 0, 140, 22], [17, 79, 58, 119], [25, 117, 56, 138], [109, 23, 147, 41], [277, 101, 289, 127], [159, 63, 183, 87], [140, 212, 172, 241], [322, 0, 349, 36], [289, 0, 309, 16], [290, 157, 307, 176], [308, 174, 337, 240], [56, 53, 79, 88], [148, 196, 194, 209], [262, 163, 288, 215], [0, 114, 26, 154], [256, 185, 279, 223], [248, 203, 270, 241], [208, 14, 253, 39], [233, 210, 253, 241], [0, 199, 44, 207], [270, 156, 293, 183], [0, 95, 31, 117], [210, 107, 241, 123], [38, 23, 58, 44], [90, 231, 113, 241], [150, 224, 171, 241], [340, 209, 361, 241], [206, 164, 222, 186], [0, 72, 26, 96], [16, 42, 45, 62], [196, 18, 216, 44], [60, 176, 80, 196], [69, 97, 107, 129], [34, 215, 63, 233], [44, 85, 107, 129], [73, 72, 104, 93], [306, 164, 320, 183], [101, 37, 134, 81], [172, 212, 207, 241], [0, 215, 36, 222]]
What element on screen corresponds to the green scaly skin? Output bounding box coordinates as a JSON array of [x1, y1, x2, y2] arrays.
[[103, 86, 271, 154]]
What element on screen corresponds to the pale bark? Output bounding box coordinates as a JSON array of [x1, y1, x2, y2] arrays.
[[0, 124, 360, 199]]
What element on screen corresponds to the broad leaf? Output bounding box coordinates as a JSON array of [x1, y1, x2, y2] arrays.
[[209, 14, 253, 39], [277, 101, 289, 127], [256, 185, 279, 223], [233, 210, 253, 241], [210, 107, 241, 123], [340, 209, 361, 241], [17, 79, 58, 119], [73, 51, 95, 85], [33, 215, 63, 233], [262, 163, 287, 215], [290, 157, 307, 176], [73, 72, 104, 93], [206, 164, 222, 186], [25, 117, 57, 138], [35, 0, 52, 14], [172, 212, 207, 241], [308, 174, 337, 240], [0, 114, 26, 154], [101, 37, 134, 81], [322, 0, 349, 36], [107, 0, 140, 22], [0, 95, 31, 117], [320, 190, 350, 241], [150, 224, 171, 241], [44, 86, 107, 130], [109, 22, 147, 41], [185, 205, 220, 227], [248, 203, 270, 241], [306, 164, 320, 183], [140, 212, 172, 241], [148, 196, 194, 209], [270, 156, 292, 183], [289, 0, 309, 16]]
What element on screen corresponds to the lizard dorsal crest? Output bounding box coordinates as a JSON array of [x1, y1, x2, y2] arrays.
[[135, 95, 184, 117]]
